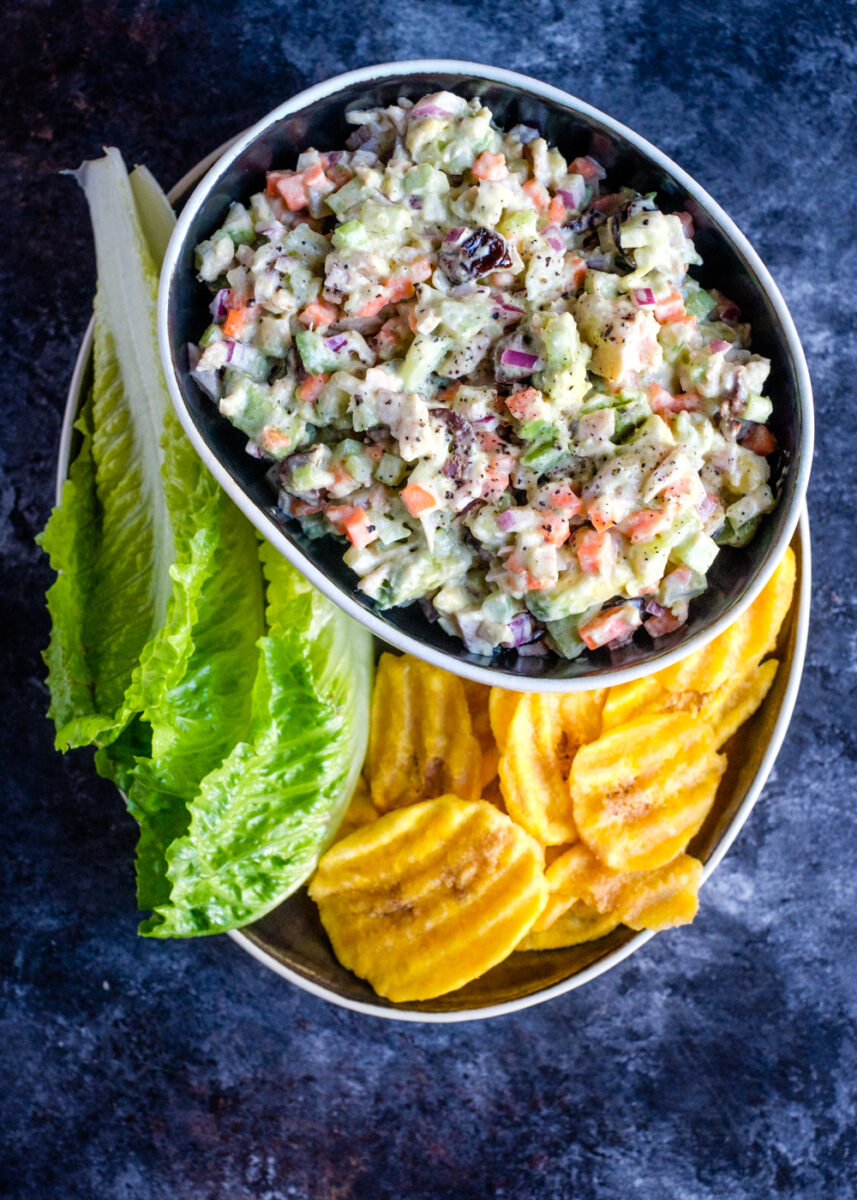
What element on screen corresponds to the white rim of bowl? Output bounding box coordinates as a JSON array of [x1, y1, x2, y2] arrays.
[[157, 58, 813, 693], [59, 116, 811, 1023]]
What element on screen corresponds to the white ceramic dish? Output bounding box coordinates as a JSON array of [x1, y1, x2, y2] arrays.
[[59, 75, 811, 1020], [158, 60, 813, 692]]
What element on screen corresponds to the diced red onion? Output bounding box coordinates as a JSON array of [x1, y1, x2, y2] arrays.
[[210, 288, 233, 321], [517, 638, 548, 656], [418, 597, 439, 624], [500, 348, 539, 369], [473, 414, 496, 425], [327, 151, 344, 165], [699, 492, 719, 518], [496, 508, 519, 532], [408, 196, 423, 209], [444, 227, 464, 243], [556, 188, 580, 209], [324, 334, 348, 352], [510, 124, 540, 145], [493, 296, 524, 316], [633, 288, 656, 306], [709, 339, 730, 352], [244, 439, 264, 459], [190, 367, 220, 401], [411, 93, 464, 118], [223, 341, 259, 371], [500, 612, 542, 648], [644, 598, 668, 618], [542, 226, 564, 252], [719, 302, 740, 323]]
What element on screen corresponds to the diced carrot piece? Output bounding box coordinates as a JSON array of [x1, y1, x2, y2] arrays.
[[577, 528, 615, 575], [621, 508, 672, 543], [341, 507, 377, 549], [740, 424, 777, 456], [505, 387, 542, 420], [401, 483, 437, 517], [662, 476, 693, 500], [291, 498, 325, 517], [645, 609, 685, 638], [384, 277, 416, 304], [298, 299, 339, 329], [435, 382, 460, 405], [647, 383, 703, 415], [472, 151, 507, 181], [675, 211, 695, 237], [365, 444, 384, 463], [325, 504, 354, 527], [260, 426, 292, 453], [541, 514, 570, 546], [588, 503, 616, 533], [275, 173, 309, 211], [477, 430, 503, 453], [673, 313, 698, 332], [331, 463, 353, 487], [522, 179, 550, 212], [505, 554, 550, 591], [266, 170, 292, 197], [547, 194, 566, 225], [301, 163, 328, 189], [297, 373, 330, 403], [407, 306, 419, 333], [570, 156, 605, 181], [403, 257, 433, 283], [356, 292, 391, 319], [653, 289, 686, 324], [566, 254, 587, 289], [481, 455, 515, 501], [546, 483, 582, 514], [223, 304, 250, 339], [579, 605, 639, 650]]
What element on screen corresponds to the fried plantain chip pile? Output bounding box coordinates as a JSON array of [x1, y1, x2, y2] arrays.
[[307, 547, 795, 1001]]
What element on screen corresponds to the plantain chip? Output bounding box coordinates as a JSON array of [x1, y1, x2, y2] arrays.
[[309, 795, 547, 1002], [367, 654, 482, 812], [462, 678, 500, 788], [332, 775, 379, 844], [571, 712, 725, 870], [517, 901, 620, 950]]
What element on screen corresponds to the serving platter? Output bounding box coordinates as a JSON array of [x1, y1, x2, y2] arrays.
[[58, 104, 811, 1023]]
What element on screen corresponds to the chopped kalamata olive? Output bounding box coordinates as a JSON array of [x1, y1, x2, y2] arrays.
[[438, 226, 513, 283], [429, 407, 474, 443]]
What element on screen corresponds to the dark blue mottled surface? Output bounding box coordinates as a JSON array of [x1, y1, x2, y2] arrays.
[[3, 2, 856, 1196]]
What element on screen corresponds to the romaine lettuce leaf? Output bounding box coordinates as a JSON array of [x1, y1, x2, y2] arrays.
[[38, 149, 175, 750], [144, 542, 372, 936]]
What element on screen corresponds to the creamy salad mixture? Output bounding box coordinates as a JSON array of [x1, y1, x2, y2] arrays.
[[190, 91, 778, 659]]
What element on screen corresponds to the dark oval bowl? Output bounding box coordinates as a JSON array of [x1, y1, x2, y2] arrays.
[[158, 60, 813, 691]]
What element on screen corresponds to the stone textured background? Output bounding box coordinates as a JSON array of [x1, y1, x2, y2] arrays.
[[3, 2, 856, 1197]]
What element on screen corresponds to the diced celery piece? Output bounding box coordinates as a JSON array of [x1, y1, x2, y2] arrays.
[[198, 323, 222, 349], [672, 530, 719, 574], [326, 178, 371, 217], [403, 163, 450, 194], [222, 202, 255, 245], [498, 209, 538, 240], [295, 330, 353, 374], [399, 336, 449, 391], [742, 394, 773, 423], [331, 219, 371, 253], [684, 285, 716, 319], [544, 614, 588, 659], [375, 452, 407, 486]]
